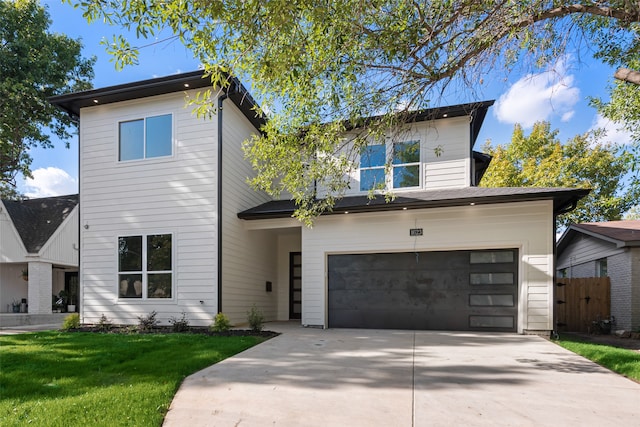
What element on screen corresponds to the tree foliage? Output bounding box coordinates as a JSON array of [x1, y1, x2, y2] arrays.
[[0, 0, 94, 198], [481, 122, 638, 227], [74, 0, 640, 220]]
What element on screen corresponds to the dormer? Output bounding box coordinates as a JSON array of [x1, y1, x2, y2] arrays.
[[343, 101, 494, 196]]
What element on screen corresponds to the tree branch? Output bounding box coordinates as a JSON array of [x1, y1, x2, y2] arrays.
[[614, 67, 640, 85]]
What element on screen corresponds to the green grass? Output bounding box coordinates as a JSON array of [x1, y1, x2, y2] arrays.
[[556, 334, 640, 382], [0, 331, 265, 426]]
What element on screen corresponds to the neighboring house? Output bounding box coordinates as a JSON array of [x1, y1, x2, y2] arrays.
[[50, 70, 588, 334], [0, 195, 79, 315], [557, 221, 640, 331]]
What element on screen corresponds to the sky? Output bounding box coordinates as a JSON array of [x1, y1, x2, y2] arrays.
[[19, 0, 633, 197]]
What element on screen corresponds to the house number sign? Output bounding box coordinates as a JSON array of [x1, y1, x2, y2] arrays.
[[409, 228, 423, 236]]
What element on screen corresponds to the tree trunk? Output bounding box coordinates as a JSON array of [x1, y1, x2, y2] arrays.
[[614, 68, 640, 85]]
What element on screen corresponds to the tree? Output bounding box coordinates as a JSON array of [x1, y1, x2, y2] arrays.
[[0, 0, 94, 198], [74, 0, 640, 221], [480, 121, 638, 227]]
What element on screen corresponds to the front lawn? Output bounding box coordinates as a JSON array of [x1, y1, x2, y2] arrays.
[[556, 334, 640, 382], [0, 331, 265, 426]]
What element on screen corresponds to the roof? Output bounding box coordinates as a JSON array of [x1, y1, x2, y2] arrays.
[[1, 194, 79, 253], [237, 187, 590, 220], [344, 100, 494, 149], [48, 70, 266, 131], [557, 220, 640, 250]]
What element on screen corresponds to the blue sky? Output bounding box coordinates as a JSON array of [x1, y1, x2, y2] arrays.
[[20, 1, 632, 197]]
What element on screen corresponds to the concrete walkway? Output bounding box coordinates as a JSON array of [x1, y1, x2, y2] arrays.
[[163, 322, 640, 426]]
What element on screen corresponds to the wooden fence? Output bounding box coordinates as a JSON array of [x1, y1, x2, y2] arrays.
[[555, 277, 611, 333]]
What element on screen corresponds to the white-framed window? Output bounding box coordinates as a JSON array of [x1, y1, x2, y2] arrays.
[[596, 258, 608, 277], [119, 113, 172, 161], [360, 140, 421, 191], [359, 143, 386, 191], [392, 141, 420, 188], [118, 234, 173, 299]]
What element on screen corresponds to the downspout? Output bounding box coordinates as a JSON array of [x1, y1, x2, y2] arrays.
[[73, 112, 82, 322], [216, 82, 237, 313]]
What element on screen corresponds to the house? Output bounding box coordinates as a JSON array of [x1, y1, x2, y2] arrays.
[[0, 194, 79, 324], [49, 70, 588, 334], [557, 220, 640, 331]]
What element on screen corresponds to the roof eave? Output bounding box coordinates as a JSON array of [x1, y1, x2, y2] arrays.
[[48, 70, 266, 131], [238, 189, 590, 220]]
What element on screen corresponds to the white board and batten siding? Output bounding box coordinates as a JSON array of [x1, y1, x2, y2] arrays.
[[80, 90, 226, 326], [0, 203, 27, 262], [301, 200, 555, 333]]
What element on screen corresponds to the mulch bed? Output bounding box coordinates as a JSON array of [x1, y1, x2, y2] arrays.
[[66, 325, 279, 338]]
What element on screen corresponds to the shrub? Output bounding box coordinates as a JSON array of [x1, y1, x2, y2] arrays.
[[247, 305, 264, 332], [96, 314, 112, 332], [137, 311, 159, 332], [62, 313, 80, 331], [169, 312, 190, 332], [210, 312, 232, 332]]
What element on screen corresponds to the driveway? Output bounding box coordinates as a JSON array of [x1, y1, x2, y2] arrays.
[[163, 322, 640, 426]]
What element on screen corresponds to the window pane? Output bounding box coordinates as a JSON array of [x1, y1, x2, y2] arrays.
[[118, 236, 142, 271], [360, 168, 385, 191], [470, 251, 514, 264], [145, 114, 172, 158], [119, 274, 142, 298], [148, 273, 172, 298], [393, 165, 419, 188], [393, 141, 420, 164], [469, 316, 514, 328], [360, 144, 385, 167], [470, 273, 514, 285], [119, 120, 144, 161], [469, 294, 514, 306], [147, 234, 171, 271]]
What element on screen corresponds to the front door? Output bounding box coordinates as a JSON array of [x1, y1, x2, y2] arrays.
[[289, 252, 302, 319]]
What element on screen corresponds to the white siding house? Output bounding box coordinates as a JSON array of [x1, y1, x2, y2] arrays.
[[0, 195, 79, 325], [51, 71, 588, 333]]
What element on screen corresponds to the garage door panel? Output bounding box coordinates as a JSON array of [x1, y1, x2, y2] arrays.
[[328, 249, 518, 331]]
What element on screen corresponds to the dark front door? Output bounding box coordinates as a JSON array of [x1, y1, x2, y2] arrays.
[[65, 272, 79, 313], [289, 252, 302, 319], [327, 249, 518, 331]]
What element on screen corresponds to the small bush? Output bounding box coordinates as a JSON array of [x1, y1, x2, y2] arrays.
[[211, 312, 232, 332], [169, 312, 190, 332], [137, 311, 159, 332], [62, 313, 80, 331], [97, 314, 112, 332], [247, 305, 264, 332]]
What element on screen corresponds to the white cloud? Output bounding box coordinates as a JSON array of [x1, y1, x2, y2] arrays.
[[589, 114, 633, 146], [494, 62, 580, 128], [24, 167, 78, 198]]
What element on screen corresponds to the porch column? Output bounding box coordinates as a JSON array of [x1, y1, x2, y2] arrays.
[[26, 261, 52, 314]]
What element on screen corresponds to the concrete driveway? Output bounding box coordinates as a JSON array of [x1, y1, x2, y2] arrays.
[[163, 322, 640, 427]]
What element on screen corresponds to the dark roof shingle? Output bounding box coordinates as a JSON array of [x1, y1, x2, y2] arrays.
[[238, 187, 589, 220], [2, 194, 79, 253]]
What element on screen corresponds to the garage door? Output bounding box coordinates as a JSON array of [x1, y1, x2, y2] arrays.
[[328, 249, 518, 331]]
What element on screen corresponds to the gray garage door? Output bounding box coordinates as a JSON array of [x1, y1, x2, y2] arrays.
[[328, 249, 518, 331]]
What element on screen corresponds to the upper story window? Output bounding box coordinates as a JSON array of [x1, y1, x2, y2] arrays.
[[119, 114, 172, 161], [392, 141, 420, 188], [360, 144, 386, 191], [118, 234, 173, 299], [360, 140, 421, 191]]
